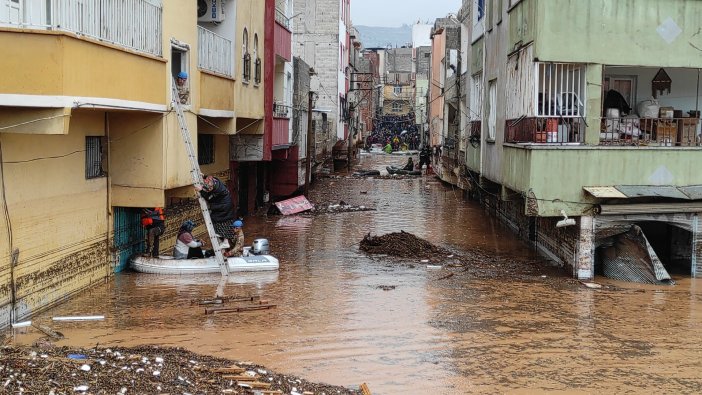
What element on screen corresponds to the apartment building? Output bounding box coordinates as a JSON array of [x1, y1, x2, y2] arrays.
[[454, 0, 702, 281], [0, 0, 266, 328], [292, 0, 351, 164]]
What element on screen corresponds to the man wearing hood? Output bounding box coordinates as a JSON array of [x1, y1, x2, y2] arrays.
[[195, 175, 236, 241]]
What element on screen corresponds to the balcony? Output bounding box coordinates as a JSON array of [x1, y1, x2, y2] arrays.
[[505, 117, 585, 144], [273, 8, 291, 62], [272, 118, 290, 148], [272, 101, 291, 147], [0, 0, 163, 56], [599, 117, 700, 147], [198, 26, 233, 77]]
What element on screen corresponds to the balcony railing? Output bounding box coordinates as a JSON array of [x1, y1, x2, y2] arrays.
[[198, 26, 233, 77], [506, 117, 585, 144], [599, 117, 701, 146], [1, 0, 163, 57], [275, 8, 290, 30], [273, 101, 290, 118]]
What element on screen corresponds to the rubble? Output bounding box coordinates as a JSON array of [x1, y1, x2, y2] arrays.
[[0, 345, 361, 395], [359, 231, 449, 259]]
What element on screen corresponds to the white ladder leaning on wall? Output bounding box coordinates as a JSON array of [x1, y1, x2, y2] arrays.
[[170, 78, 230, 293]]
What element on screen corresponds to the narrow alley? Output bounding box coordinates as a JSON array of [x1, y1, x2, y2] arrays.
[[5, 154, 702, 394]]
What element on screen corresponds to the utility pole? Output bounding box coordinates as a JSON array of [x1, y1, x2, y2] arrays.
[[304, 89, 314, 196]]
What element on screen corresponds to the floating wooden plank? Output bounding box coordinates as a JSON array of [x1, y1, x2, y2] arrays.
[[360, 382, 372, 395], [211, 366, 245, 374], [260, 391, 283, 395], [221, 375, 257, 381], [249, 382, 272, 389], [205, 304, 277, 315], [34, 324, 64, 340], [197, 295, 261, 306]]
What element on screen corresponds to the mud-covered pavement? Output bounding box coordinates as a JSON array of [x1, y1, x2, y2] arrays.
[[4, 153, 702, 394]]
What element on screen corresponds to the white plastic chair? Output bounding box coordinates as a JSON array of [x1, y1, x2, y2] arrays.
[[555, 92, 584, 117]]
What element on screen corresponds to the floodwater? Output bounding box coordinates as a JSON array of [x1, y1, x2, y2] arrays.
[[7, 154, 702, 394]]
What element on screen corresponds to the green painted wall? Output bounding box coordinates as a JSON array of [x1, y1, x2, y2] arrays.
[[509, 0, 536, 50], [503, 146, 702, 217], [534, 0, 702, 67], [471, 37, 484, 73]]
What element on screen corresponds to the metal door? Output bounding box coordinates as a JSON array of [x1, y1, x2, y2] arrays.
[[113, 207, 145, 272]]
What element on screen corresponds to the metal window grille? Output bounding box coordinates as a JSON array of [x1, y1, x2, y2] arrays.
[[255, 58, 262, 84], [85, 136, 105, 179], [198, 134, 215, 165], [535, 62, 586, 118], [243, 53, 251, 82]]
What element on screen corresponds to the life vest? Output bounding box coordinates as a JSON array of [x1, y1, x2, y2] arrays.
[[141, 207, 164, 227]]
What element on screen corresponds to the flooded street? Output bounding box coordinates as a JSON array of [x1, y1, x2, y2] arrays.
[[7, 154, 702, 394]]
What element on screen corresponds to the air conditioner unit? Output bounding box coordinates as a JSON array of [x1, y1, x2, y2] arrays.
[[197, 0, 225, 23]]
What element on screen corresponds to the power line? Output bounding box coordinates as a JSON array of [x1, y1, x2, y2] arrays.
[[0, 114, 70, 131]]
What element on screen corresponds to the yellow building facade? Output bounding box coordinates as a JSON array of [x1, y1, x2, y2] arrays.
[[0, 0, 259, 328]]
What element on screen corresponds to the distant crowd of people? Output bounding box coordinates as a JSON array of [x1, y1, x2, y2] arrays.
[[365, 114, 421, 151]]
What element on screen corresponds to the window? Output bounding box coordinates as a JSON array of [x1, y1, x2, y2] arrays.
[[536, 62, 586, 118], [242, 28, 250, 82], [470, 72, 483, 120], [392, 102, 402, 112], [487, 80, 497, 140], [393, 86, 402, 95], [171, 43, 190, 104], [85, 136, 105, 179], [472, 0, 486, 40], [476, 0, 485, 21], [254, 34, 261, 84], [198, 134, 215, 165]]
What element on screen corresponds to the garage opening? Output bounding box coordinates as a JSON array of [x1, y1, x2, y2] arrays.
[[595, 219, 695, 284], [636, 222, 692, 275]]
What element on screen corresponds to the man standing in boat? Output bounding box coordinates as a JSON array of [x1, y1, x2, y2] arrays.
[[141, 207, 165, 257], [195, 174, 236, 242]]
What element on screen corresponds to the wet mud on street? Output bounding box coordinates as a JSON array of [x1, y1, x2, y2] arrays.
[[5, 153, 702, 394]]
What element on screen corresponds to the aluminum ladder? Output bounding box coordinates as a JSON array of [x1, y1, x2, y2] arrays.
[[170, 80, 229, 279]]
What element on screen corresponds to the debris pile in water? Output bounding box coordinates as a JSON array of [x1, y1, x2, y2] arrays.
[[360, 231, 447, 258], [0, 345, 361, 394]]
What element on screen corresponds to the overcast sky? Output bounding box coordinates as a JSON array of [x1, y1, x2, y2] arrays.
[[351, 0, 461, 27]]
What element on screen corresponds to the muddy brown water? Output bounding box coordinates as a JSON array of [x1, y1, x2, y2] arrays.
[[7, 154, 702, 394]]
